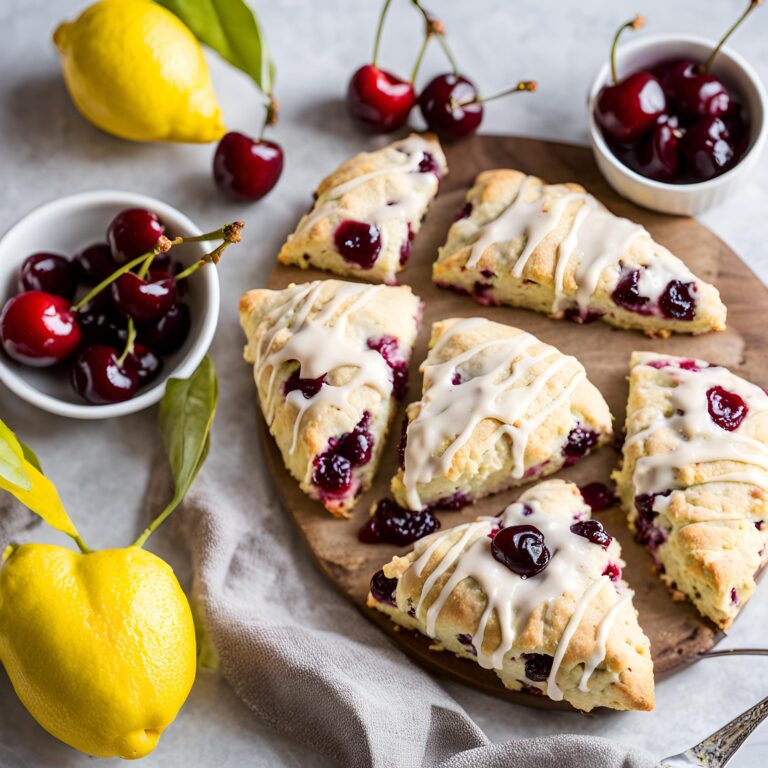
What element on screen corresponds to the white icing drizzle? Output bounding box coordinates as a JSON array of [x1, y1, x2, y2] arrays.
[[252, 281, 393, 452], [401, 318, 585, 510], [410, 491, 622, 701], [463, 174, 696, 314], [629, 362, 768, 500]]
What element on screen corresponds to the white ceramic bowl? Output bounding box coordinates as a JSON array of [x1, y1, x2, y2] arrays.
[[0, 191, 219, 419], [588, 34, 767, 215]]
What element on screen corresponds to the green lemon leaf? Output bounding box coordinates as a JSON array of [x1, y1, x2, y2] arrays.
[[157, 0, 276, 94], [19, 441, 43, 474], [133, 356, 218, 547], [0, 420, 31, 491]]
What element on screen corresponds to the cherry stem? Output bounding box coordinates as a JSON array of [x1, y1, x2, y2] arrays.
[[410, 1, 459, 75], [116, 317, 136, 367], [372, 0, 393, 67], [260, 96, 280, 140], [436, 34, 459, 75], [609, 15, 645, 84], [410, 31, 432, 83], [454, 80, 537, 108], [702, 0, 762, 73]]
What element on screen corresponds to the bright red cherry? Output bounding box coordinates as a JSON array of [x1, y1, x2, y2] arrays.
[[213, 132, 284, 201], [0, 291, 81, 366], [110, 269, 176, 320], [75, 242, 117, 284], [125, 343, 162, 385], [346, 65, 415, 134], [418, 73, 483, 138], [107, 208, 165, 264], [619, 114, 680, 182], [137, 302, 190, 354], [680, 116, 735, 180], [595, 17, 666, 145], [19, 252, 77, 300], [71, 344, 138, 404], [655, 60, 730, 120]]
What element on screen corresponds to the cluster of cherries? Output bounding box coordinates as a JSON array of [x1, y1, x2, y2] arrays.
[[0, 209, 242, 404], [596, 4, 760, 183], [346, 1, 536, 138]]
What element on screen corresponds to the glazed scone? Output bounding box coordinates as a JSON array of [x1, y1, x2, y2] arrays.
[[278, 133, 447, 284], [613, 352, 768, 629], [391, 317, 613, 511], [239, 280, 421, 517], [433, 170, 726, 337], [368, 479, 654, 712]]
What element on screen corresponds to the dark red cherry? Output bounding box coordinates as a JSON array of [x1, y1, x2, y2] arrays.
[[78, 293, 128, 347], [453, 202, 473, 221], [611, 267, 651, 315], [75, 242, 117, 284], [124, 343, 162, 385], [19, 253, 77, 300], [491, 524, 550, 578], [312, 452, 352, 495], [707, 386, 748, 431], [136, 302, 190, 354], [336, 412, 374, 466], [570, 519, 613, 549], [656, 59, 731, 120], [213, 132, 284, 201], [367, 335, 408, 399], [369, 569, 398, 606], [283, 369, 326, 399], [563, 426, 599, 465], [358, 498, 440, 545], [602, 562, 622, 582], [619, 114, 680, 182], [334, 220, 381, 269], [659, 280, 696, 321], [597, 72, 666, 145], [107, 208, 165, 264], [110, 270, 176, 320], [0, 291, 81, 366], [71, 344, 138, 404], [521, 653, 553, 682], [579, 482, 617, 513], [346, 65, 415, 134], [418, 73, 483, 139], [680, 116, 735, 180]]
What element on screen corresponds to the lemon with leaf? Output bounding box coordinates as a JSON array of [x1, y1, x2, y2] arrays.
[[53, 0, 226, 143], [0, 358, 217, 759]]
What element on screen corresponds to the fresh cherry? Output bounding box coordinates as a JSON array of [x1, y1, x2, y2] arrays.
[[334, 220, 381, 269], [655, 60, 730, 120], [18, 253, 77, 300], [124, 343, 162, 385], [136, 302, 190, 354], [347, 64, 415, 134], [491, 524, 550, 578], [107, 208, 165, 264], [707, 385, 748, 431], [0, 291, 81, 366], [596, 18, 665, 145], [78, 293, 128, 347], [110, 270, 176, 320], [680, 116, 735, 180], [418, 73, 483, 139], [71, 344, 138, 404], [619, 114, 680, 182], [358, 498, 440, 545], [75, 242, 117, 284], [213, 132, 284, 201], [570, 519, 613, 549]]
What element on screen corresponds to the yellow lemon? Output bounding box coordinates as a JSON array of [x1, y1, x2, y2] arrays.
[[53, 0, 225, 143], [0, 543, 196, 759]]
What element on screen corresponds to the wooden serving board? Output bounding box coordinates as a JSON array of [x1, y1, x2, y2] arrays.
[[263, 134, 768, 709]]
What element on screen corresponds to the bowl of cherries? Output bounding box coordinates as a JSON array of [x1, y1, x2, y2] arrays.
[[588, 6, 766, 215], [0, 191, 238, 418]]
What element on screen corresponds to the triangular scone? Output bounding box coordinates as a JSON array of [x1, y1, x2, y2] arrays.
[[278, 133, 447, 285], [433, 170, 726, 337], [368, 479, 655, 712], [613, 352, 768, 629], [391, 317, 613, 511], [239, 280, 421, 517]]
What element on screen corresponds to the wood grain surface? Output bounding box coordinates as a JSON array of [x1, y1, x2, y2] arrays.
[[260, 134, 768, 710]]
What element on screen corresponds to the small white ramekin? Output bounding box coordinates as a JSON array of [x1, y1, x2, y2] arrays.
[[588, 34, 767, 215], [0, 191, 219, 419]]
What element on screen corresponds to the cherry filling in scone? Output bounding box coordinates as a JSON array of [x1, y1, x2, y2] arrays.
[[646, 357, 702, 371], [707, 385, 748, 431], [521, 653, 553, 682], [633, 491, 672, 558], [562, 426, 599, 466], [333, 220, 382, 269], [369, 569, 398, 606], [358, 498, 441, 545], [367, 335, 409, 399], [570, 519, 612, 549], [418, 151, 441, 179], [283, 369, 327, 399], [611, 266, 698, 321], [399, 223, 414, 266], [453, 201, 473, 221], [579, 482, 617, 513], [312, 411, 374, 498]]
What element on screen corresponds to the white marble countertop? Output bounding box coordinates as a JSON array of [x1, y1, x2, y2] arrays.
[[0, 0, 767, 765]]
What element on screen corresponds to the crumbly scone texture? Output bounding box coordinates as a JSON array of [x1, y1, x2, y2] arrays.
[[278, 133, 447, 284], [391, 317, 613, 510], [239, 280, 421, 516], [613, 351, 768, 629], [368, 480, 655, 712], [433, 169, 727, 337]]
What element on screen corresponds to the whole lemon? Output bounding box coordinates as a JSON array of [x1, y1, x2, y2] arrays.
[[0, 544, 196, 759], [53, 0, 226, 143]]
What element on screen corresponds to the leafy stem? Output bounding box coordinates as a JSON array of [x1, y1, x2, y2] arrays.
[[116, 317, 136, 367]]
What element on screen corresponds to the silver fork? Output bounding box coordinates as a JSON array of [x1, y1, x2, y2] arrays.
[[661, 649, 768, 767]]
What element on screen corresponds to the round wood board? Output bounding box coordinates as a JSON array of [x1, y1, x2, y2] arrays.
[[262, 133, 768, 710]]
